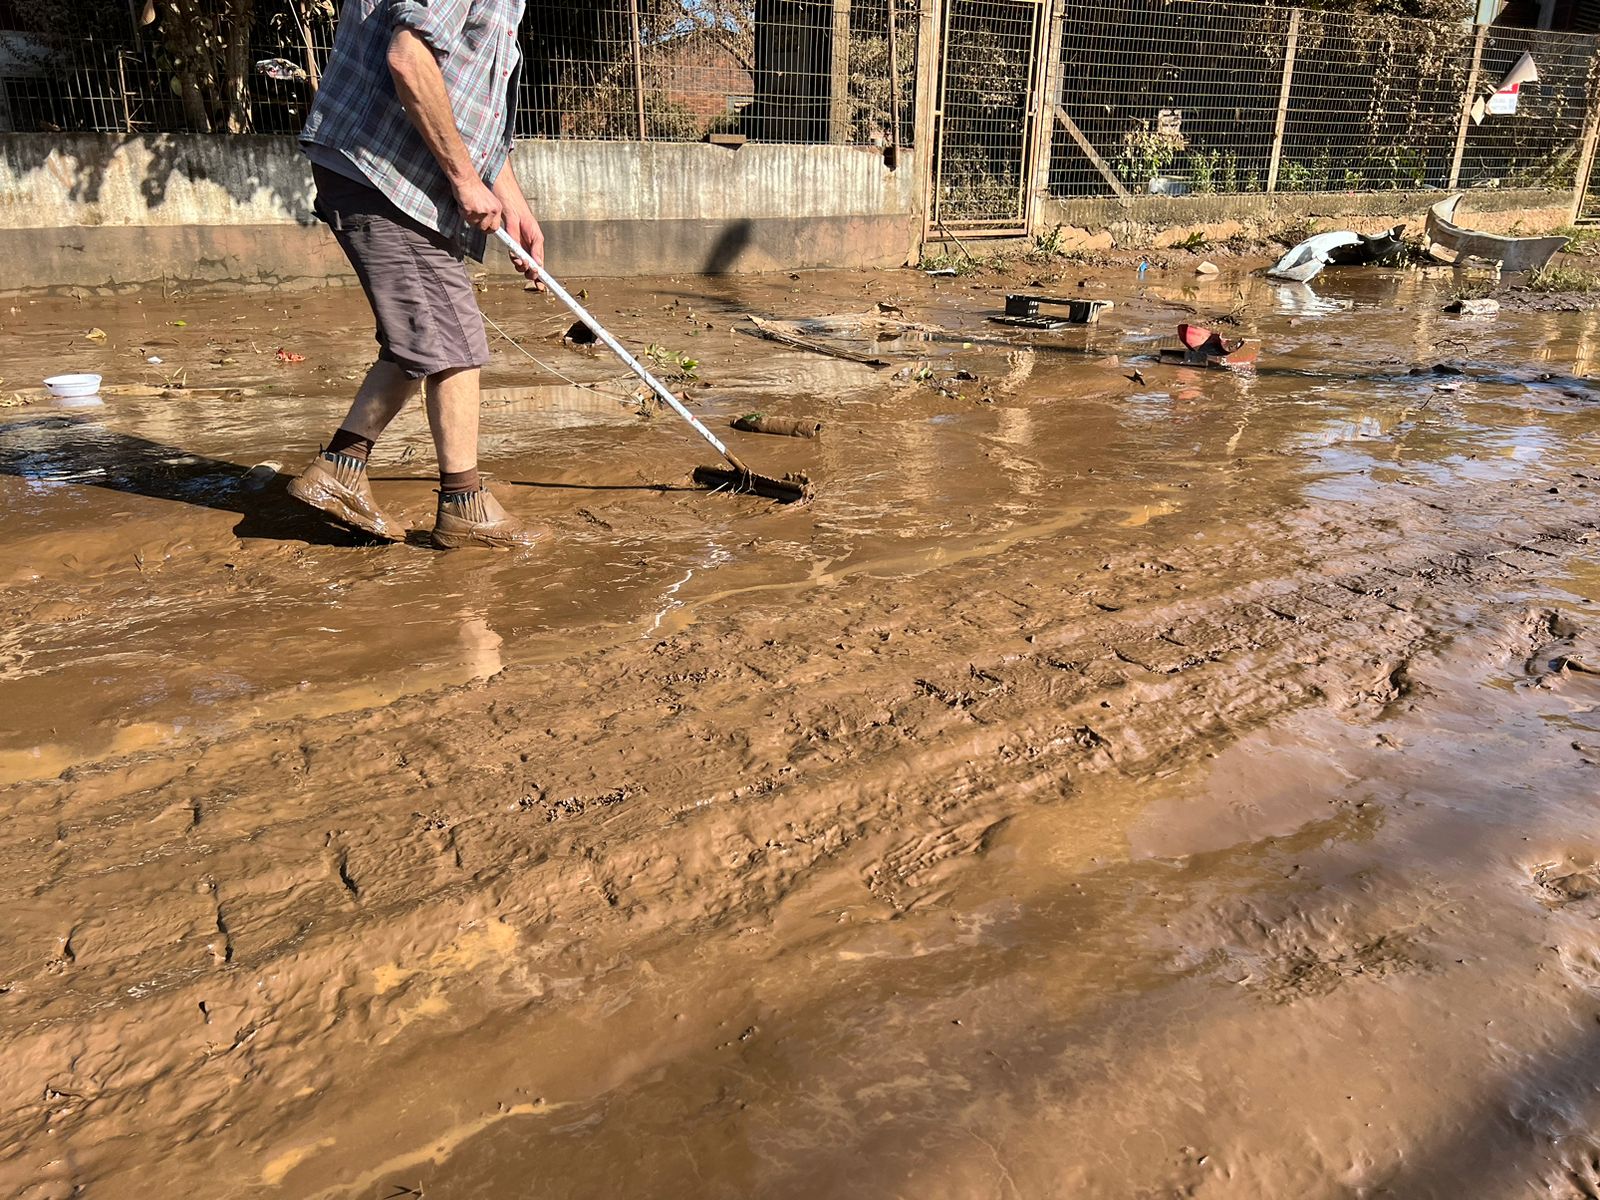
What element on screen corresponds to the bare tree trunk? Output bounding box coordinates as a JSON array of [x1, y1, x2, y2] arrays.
[[289, 0, 321, 96], [180, 76, 213, 132], [223, 0, 254, 133], [159, 1, 216, 133]]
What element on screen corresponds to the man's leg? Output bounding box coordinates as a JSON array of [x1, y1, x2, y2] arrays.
[[425, 366, 548, 550], [287, 360, 415, 541], [328, 360, 418, 462], [425, 366, 482, 496]]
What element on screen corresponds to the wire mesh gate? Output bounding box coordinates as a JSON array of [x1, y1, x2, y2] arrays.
[[931, 0, 1047, 237]]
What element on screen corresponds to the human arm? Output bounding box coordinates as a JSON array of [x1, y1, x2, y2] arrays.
[[493, 161, 545, 286], [386, 26, 502, 231]]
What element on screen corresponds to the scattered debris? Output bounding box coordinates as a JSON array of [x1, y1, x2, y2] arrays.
[[1126, 369, 1147, 385], [563, 320, 598, 346], [1472, 51, 1539, 123], [1444, 297, 1501, 317], [736, 315, 891, 368], [1424, 194, 1568, 272], [275, 348, 306, 363], [146, 356, 163, 365], [1196, 261, 1219, 276], [1267, 232, 1363, 283], [1326, 224, 1408, 267], [256, 57, 308, 81], [990, 294, 1113, 330], [1159, 323, 1260, 369], [84, 327, 107, 342], [731, 414, 822, 438], [924, 267, 958, 278], [44, 373, 102, 399]]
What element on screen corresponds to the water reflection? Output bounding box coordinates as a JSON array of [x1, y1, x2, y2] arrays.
[[5, 266, 1600, 785]]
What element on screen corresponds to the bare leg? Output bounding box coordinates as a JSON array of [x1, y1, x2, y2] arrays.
[[424, 366, 480, 474], [337, 359, 418, 442], [424, 366, 546, 549], [287, 358, 414, 541]]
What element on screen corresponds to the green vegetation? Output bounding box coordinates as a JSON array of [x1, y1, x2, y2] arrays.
[[1115, 126, 1178, 188], [1188, 150, 1242, 194], [1447, 276, 1496, 303], [1524, 264, 1600, 294], [1551, 226, 1600, 257], [644, 344, 700, 380], [918, 249, 990, 276]]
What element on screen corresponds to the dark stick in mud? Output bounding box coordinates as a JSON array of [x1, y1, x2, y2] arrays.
[[493, 229, 812, 504]]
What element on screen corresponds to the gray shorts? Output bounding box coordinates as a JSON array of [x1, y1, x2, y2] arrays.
[[313, 164, 490, 379]]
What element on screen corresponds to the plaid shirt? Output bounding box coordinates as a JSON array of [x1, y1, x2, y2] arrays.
[[301, 0, 524, 260]]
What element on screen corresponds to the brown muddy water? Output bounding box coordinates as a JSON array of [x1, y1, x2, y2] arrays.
[[2, 263, 1599, 1198]]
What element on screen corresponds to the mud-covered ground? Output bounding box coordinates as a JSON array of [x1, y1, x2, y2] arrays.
[[2, 260, 1600, 1199]]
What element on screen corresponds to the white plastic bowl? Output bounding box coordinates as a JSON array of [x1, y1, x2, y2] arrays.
[[44, 373, 103, 400]]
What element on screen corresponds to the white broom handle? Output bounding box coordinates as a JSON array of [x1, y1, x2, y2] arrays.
[[493, 228, 738, 463]]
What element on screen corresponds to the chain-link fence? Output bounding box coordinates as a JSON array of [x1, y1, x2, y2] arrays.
[[1048, 0, 1600, 200]]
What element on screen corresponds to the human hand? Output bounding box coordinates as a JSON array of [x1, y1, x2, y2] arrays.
[[504, 209, 546, 290], [454, 176, 504, 232]]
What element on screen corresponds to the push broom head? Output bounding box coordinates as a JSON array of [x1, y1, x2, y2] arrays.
[[692, 465, 814, 504]]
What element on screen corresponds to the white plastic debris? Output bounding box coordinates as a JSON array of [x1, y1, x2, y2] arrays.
[[1267, 232, 1363, 284]]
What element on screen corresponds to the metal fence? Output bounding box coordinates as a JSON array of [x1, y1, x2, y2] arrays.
[[0, 20, 335, 137], [3, 0, 1596, 226], [518, 0, 917, 144], [0, 1, 918, 147], [1048, 0, 1600, 200], [931, 0, 1046, 233]]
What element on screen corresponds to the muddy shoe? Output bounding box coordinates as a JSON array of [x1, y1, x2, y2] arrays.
[[286, 452, 403, 542], [432, 487, 549, 550]]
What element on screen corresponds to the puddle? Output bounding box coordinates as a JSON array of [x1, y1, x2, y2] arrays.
[[3, 264, 1600, 1197]]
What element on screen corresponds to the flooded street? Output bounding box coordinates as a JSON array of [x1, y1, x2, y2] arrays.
[[3, 262, 1600, 1198]]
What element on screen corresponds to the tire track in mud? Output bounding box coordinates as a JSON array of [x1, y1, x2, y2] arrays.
[[0, 473, 1596, 1193]]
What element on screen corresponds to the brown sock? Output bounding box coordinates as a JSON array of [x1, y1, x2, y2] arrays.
[[439, 467, 481, 498], [325, 428, 375, 464]]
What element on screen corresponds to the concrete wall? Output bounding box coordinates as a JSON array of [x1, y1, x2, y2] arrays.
[[0, 133, 923, 293], [1028, 188, 1576, 253]]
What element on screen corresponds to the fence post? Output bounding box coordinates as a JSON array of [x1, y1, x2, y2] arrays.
[[115, 50, 134, 134], [1570, 69, 1600, 221], [831, 0, 854, 143], [1026, 0, 1065, 235], [1266, 8, 1301, 194], [1449, 27, 1487, 189], [627, 0, 647, 140], [914, 0, 943, 245]]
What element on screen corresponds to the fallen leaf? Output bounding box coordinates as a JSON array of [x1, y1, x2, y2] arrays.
[[85, 327, 107, 341]]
